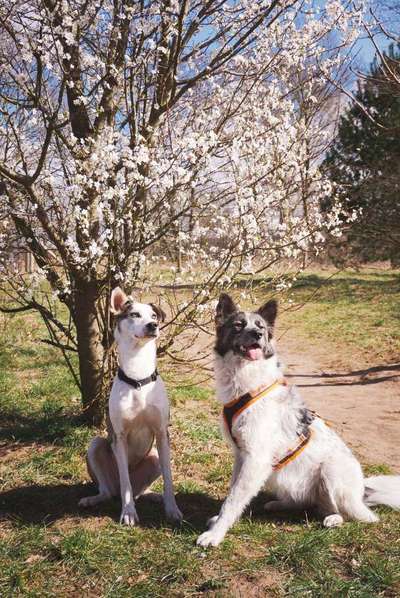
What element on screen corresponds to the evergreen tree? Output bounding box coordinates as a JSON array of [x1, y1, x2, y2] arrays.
[[323, 45, 400, 265]]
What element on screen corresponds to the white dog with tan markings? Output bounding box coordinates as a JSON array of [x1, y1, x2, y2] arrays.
[[79, 287, 182, 526], [196, 293, 400, 547]]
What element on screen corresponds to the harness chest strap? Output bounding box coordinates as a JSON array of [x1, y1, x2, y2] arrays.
[[222, 378, 313, 471], [272, 429, 313, 471]]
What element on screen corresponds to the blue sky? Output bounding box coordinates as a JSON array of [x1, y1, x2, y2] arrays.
[[354, 37, 388, 72], [352, 0, 399, 71]]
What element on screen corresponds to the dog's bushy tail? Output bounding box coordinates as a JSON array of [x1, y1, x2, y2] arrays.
[[364, 475, 400, 510]]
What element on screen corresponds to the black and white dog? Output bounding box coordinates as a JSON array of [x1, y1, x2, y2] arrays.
[[197, 293, 400, 547], [79, 287, 182, 526]]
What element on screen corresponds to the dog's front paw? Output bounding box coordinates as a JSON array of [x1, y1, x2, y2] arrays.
[[120, 504, 139, 526], [165, 504, 183, 525], [196, 529, 224, 548], [323, 514, 344, 528]]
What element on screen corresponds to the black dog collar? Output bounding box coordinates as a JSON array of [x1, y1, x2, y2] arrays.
[[117, 367, 158, 389]]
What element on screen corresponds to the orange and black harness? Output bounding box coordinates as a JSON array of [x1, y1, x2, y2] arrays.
[[223, 379, 315, 471]]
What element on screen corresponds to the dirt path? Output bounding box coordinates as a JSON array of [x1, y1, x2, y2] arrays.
[[278, 328, 400, 472]]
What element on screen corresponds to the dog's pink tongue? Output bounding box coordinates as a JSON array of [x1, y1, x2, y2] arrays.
[[246, 347, 263, 360]]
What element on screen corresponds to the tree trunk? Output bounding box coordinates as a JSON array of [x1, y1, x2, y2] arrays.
[[73, 282, 107, 426]]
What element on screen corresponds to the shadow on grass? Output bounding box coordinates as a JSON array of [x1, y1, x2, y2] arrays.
[[0, 409, 87, 445], [158, 272, 400, 296], [0, 483, 312, 531], [287, 363, 400, 387], [0, 482, 220, 530], [292, 273, 399, 289]]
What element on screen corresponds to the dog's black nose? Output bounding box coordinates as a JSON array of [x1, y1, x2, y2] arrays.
[[146, 321, 158, 331], [251, 330, 263, 340]]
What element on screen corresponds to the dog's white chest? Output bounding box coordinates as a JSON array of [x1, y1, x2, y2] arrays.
[[109, 377, 167, 433], [119, 387, 147, 419], [111, 385, 151, 425]]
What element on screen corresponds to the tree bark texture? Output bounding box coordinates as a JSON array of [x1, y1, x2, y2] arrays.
[[72, 283, 107, 426]]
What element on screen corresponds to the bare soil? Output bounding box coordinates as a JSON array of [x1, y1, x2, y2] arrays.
[[278, 327, 400, 472]]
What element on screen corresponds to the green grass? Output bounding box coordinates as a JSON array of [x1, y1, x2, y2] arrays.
[[0, 268, 399, 596], [277, 268, 400, 364]]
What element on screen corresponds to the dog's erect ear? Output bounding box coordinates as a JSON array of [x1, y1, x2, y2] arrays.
[[257, 299, 278, 331], [215, 293, 237, 326], [110, 287, 130, 314], [149, 303, 166, 323]]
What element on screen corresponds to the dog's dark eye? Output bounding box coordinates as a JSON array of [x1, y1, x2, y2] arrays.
[[151, 313, 157, 320], [233, 321, 244, 331], [255, 320, 265, 330], [129, 312, 141, 318]]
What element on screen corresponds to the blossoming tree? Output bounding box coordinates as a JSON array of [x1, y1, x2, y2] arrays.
[[0, 0, 362, 424]]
